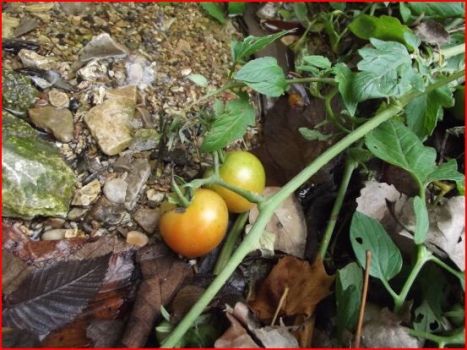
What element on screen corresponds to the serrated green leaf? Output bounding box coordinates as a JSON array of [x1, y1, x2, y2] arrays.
[[336, 262, 363, 336], [201, 96, 255, 152], [186, 73, 209, 87], [351, 39, 420, 102], [234, 57, 287, 97], [365, 119, 464, 188], [413, 196, 429, 244], [298, 127, 331, 141], [200, 3, 225, 24], [334, 63, 357, 116], [350, 211, 403, 281], [405, 86, 454, 139], [349, 15, 420, 50], [232, 31, 289, 63], [407, 2, 465, 19]]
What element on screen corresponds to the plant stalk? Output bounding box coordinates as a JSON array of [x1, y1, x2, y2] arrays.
[[394, 245, 431, 313], [161, 70, 465, 348], [286, 77, 337, 85], [319, 158, 357, 258], [408, 327, 465, 347], [213, 178, 265, 203], [213, 212, 249, 275]]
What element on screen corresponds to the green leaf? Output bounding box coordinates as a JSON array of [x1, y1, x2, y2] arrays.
[[232, 31, 289, 63], [405, 86, 454, 139], [333, 63, 357, 116], [293, 3, 309, 26], [297, 55, 332, 75], [347, 147, 373, 164], [234, 57, 287, 97], [425, 159, 465, 185], [336, 262, 363, 336], [407, 2, 465, 19], [201, 96, 255, 152], [352, 39, 421, 102], [349, 15, 420, 50], [200, 3, 225, 24], [298, 127, 331, 141], [413, 196, 429, 244], [227, 2, 246, 16], [350, 211, 403, 281], [414, 267, 448, 333], [399, 3, 412, 23], [186, 73, 209, 87], [365, 119, 464, 188]]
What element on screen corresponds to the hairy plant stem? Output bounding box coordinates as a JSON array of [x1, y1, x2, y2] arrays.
[[213, 212, 249, 275], [171, 176, 190, 208], [161, 70, 465, 348], [319, 158, 357, 258], [286, 77, 337, 85]]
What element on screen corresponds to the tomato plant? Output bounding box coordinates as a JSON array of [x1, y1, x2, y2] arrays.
[[209, 151, 265, 213], [159, 189, 228, 258]]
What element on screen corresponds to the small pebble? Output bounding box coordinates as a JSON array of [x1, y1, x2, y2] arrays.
[[42, 229, 67, 240], [72, 179, 101, 206], [48, 89, 70, 108], [103, 178, 128, 204], [126, 230, 149, 247], [146, 189, 165, 202]]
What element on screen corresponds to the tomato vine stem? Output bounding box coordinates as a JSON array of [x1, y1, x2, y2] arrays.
[[161, 69, 465, 348]]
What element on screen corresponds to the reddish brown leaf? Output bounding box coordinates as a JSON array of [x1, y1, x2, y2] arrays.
[[214, 312, 260, 348], [120, 244, 193, 347], [249, 256, 335, 322], [2, 251, 32, 295], [170, 284, 205, 322]]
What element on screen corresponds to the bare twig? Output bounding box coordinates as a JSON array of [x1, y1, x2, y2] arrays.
[[271, 286, 289, 326], [354, 250, 372, 348]]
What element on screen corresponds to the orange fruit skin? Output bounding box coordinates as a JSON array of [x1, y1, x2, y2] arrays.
[[159, 188, 228, 258]]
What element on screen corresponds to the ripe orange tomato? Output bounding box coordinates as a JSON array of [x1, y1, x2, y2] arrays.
[[211, 151, 266, 213], [159, 188, 228, 258]]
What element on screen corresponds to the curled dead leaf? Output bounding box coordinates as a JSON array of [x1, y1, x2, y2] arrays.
[[249, 187, 307, 258], [249, 256, 335, 322]]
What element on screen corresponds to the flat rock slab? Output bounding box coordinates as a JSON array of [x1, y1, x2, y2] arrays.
[[28, 106, 74, 142], [84, 98, 135, 156], [2, 112, 76, 219], [79, 33, 128, 63]]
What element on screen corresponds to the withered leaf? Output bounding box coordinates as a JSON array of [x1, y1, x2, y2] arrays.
[[170, 284, 205, 322], [249, 256, 335, 322], [249, 187, 307, 258], [215, 312, 260, 348], [2, 328, 40, 348], [120, 244, 192, 347], [3, 254, 110, 336], [2, 251, 32, 296]]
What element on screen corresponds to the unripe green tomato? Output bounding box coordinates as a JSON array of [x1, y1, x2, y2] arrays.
[[209, 151, 266, 213]]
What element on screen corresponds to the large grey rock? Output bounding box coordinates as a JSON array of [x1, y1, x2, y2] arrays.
[[28, 106, 74, 142], [84, 98, 135, 156], [2, 112, 76, 219]]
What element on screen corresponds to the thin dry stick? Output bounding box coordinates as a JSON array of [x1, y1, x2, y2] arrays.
[[271, 286, 289, 326], [354, 251, 372, 348]]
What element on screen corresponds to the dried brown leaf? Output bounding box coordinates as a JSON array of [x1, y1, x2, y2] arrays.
[[120, 244, 193, 347], [249, 256, 335, 322], [170, 285, 205, 322], [2, 251, 32, 295], [249, 187, 307, 258], [215, 312, 260, 348]]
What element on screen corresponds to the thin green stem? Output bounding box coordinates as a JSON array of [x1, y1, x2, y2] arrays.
[[213, 212, 249, 275], [161, 70, 466, 348], [429, 254, 465, 287], [380, 276, 400, 303], [319, 158, 357, 258], [286, 77, 337, 85], [172, 177, 190, 208], [213, 178, 265, 203], [324, 87, 351, 133], [185, 81, 240, 111], [394, 245, 431, 312], [408, 327, 465, 347]]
